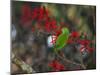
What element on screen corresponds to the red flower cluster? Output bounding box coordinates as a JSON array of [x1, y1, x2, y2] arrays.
[[20, 4, 63, 33], [50, 28, 62, 44], [50, 35, 57, 44], [48, 60, 65, 71], [78, 40, 90, 46], [45, 19, 58, 32], [67, 31, 94, 53], [32, 6, 49, 22], [78, 40, 94, 53], [20, 4, 49, 28], [67, 31, 80, 44], [71, 31, 80, 38], [67, 39, 73, 44]]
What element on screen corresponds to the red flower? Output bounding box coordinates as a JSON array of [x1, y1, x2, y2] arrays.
[[50, 27, 62, 44], [32, 7, 49, 22], [55, 28, 62, 36], [86, 46, 94, 53], [32, 7, 39, 20], [71, 31, 80, 38], [50, 35, 57, 44], [48, 60, 65, 71], [78, 39, 95, 53], [45, 19, 57, 32], [80, 46, 94, 53], [67, 39, 73, 44], [78, 40, 90, 46]]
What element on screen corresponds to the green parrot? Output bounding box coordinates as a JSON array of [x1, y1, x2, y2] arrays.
[[54, 27, 70, 51]]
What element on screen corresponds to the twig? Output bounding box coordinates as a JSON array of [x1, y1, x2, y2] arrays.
[[55, 51, 86, 69], [12, 57, 35, 73]]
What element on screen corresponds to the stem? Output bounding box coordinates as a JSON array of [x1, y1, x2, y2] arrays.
[[54, 49, 86, 69]]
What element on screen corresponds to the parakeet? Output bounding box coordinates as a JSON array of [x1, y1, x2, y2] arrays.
[[55, 27, 70, 51]]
